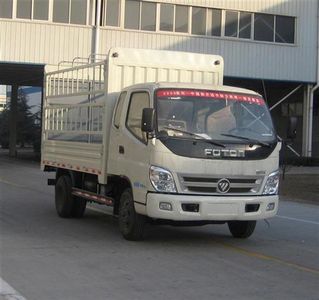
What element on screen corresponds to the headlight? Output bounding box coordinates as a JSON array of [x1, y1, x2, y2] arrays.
[[149, 166, 177, 193], [263, 171, 280, 195]]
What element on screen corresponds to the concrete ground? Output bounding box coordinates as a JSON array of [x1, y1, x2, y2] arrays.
[[280, 166, 319, 205], [0, 154, 318, 300]]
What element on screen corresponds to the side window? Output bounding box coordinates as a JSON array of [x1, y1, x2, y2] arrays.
[[126, 92, 150, 143], [114, 92, 127, 128]]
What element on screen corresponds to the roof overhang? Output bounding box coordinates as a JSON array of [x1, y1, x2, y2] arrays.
[[0, 62, 45, 87]]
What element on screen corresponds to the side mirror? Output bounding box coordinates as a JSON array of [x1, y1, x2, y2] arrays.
[[141, 108, 155, 133], [287, 116, 297, 139]]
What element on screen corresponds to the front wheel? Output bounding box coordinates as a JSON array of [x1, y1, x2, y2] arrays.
[[228, 220, 256, 238], [118, 188, 146, 241], [55, 175, 74, 218]]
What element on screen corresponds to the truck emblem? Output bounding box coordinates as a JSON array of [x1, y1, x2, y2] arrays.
[[217, 178, 231, 193], [205, 149, 245, 158]]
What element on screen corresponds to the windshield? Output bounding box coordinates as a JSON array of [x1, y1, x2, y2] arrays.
[[156, 89, 276, 143]]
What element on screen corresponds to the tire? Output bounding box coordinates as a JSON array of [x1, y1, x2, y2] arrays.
[[55, 175, 74, 218], [118, 188, 146, 241], [228, 221, 256, 238], [71, 197, 87, 218]]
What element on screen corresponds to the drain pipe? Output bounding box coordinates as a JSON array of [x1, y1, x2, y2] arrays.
[[308, 0, 319, 157], [312, 1, 319, 94], [92, 0, 101, 63]]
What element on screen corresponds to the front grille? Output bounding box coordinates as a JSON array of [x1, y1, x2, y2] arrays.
[[179, 174, 264, 195]]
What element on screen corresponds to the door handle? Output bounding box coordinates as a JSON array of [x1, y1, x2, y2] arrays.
[[119, 145, 125, 154]]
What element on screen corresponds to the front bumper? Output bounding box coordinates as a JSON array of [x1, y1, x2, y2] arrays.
[[146, 193, 278, 221]]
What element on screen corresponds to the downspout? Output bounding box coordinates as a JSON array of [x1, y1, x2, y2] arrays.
[[308, 0, 319, 156], [312, 1, 319, 93], [92, 0, 101, 63]]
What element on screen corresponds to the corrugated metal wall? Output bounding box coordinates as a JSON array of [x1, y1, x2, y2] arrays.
[[0, 20, 92, 66], [99, 28, 316, 82], [98, 0, 318, 82], [0, 0, 317, 82]]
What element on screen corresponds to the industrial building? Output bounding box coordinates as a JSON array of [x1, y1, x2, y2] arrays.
[[0, 0, 318, 158]]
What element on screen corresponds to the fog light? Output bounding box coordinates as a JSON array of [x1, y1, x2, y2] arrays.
[[159, 202, 172, 211], [266, 202, 275, 211]]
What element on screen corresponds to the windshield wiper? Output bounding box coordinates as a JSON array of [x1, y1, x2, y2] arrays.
[[161, 126, 225, 148], [220, 133, 271, 148]]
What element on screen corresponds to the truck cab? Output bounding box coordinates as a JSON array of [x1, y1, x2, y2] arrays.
[[107, 82, 280, 239]]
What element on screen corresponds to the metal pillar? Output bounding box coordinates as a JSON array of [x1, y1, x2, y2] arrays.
[[302, 84, 313, 157], [9, 84, 18, 157], [91, 0, 101, 63]]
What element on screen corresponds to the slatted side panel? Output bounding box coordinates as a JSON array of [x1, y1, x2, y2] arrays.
[[43, 104, 104, 142], [41, 103, 107, 182], [42, 140, 104, 176], [46, 62, 105, 98]]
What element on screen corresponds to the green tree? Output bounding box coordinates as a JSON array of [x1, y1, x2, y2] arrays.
[[0, 89, 40, 151]]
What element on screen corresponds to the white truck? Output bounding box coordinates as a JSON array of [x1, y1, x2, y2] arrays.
[[41, 48, 280, 240]]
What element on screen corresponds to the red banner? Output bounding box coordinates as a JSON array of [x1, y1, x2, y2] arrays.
[[157, 89, 265, 106]]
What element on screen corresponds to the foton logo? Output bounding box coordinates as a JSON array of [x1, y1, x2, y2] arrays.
[[205, 149, 245, 158], [216, 178, 231, 193]]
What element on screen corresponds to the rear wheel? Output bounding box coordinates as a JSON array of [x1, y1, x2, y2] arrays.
[[71, 197, 87, 218], [118, 188, 146, 241], [55, 175, 74, 218], [228, 221, 256, 238]]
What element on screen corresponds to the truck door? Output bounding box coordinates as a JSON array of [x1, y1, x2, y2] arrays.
[[113, 90, 151, 205]]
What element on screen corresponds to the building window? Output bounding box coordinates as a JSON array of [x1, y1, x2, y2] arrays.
[[225, 11, 251, 39], [254, 13, 274, 42], [192, 7, 206, 35], [106, 0, 120, 26], [70, 0, 87, 24], [53, 0, 87, 25], [124, 0, 155, 31], [33, 0, 49, 20], [175, 5, 188, 33], [225, 11, 238, 37], [53, 0, 69, 23], [275, 16, 295, 44], [0, 0, 13, 18], [15, 0, 50, 21], [210, 9, 221, 36], [160, 3, 174, 31], [160, 4, 189, 33], [141, 2, 156, 31], [106, 2, 295, 45], [239, 12, 251, 39], [16, 0, 32, 19], [124, 0, 140, 30], [7, 0, 50, 21]]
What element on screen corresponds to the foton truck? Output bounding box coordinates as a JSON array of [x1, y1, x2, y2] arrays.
[[42, 48, 280, 240]]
